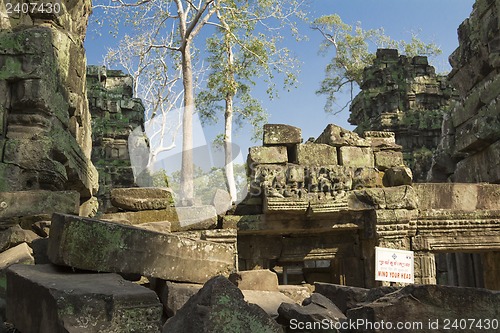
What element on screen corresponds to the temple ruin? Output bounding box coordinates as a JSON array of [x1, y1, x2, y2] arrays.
[[0, 0, 499, 331], [350, 49, 455, 182]]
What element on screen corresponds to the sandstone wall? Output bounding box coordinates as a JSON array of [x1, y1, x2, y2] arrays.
[[0, 0, 97, 204], [350, 49, 455, 182], [431, 0, 500, 183]]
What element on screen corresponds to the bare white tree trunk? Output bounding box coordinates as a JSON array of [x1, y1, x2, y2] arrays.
[[180, 41, 194, 206]]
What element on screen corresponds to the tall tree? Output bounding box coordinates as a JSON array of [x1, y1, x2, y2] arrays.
[[312, 14, 442, 114], [197, 1, 303, 202], [93, 0, 305, 205]]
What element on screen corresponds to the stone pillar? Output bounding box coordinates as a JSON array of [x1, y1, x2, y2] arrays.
[[414, 252, 437, 285], [0, 1, 97, 212], [482, 252, 500, 290]]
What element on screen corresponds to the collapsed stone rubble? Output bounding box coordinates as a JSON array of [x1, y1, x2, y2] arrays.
[[0, 0, 499, 331]]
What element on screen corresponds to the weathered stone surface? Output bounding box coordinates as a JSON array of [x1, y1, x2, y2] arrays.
[[277, 293, 346, 331], [6, 264, 162, 333], [0, 191, 79, 226], [263, 124, 301, 146], [162, 276, 283, 333], [0, 225, 39, 252], [229, 269, 279, 292], [350, 49, 454, 182], [136, 222, 172, 234], [374, 150, 404, 170], [110, 187, 173, 211], [152, 279, 202, 317], [0, 17, 98, 200], [339, 146, 374, 167], [0, 243, 34, 270], [248, 146, 288, 165], [102, 205, 217, 232], [316, 124, 370, 147], [314, 283, 369, 314], [413, 183, 500, 211], [353, 186, 418, 210], [212, 188, 232, 215], [383, 166, 413, 186], [88, 66, 150, 212], [48, 213, 235, 283], [296, 143, 338, 166], [243, 290, 296, 318], [278, 285, 312, 304], [347, 285, 500, 333]]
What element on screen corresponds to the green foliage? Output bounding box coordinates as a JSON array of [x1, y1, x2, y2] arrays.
[[196, 1, 304, 142], [312, 14, 442, 114]]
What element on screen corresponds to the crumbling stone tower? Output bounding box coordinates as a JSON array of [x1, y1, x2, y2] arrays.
[[87, 66, 149, 212], [350, 49, 455, 182], [0, 1, 98, 216]]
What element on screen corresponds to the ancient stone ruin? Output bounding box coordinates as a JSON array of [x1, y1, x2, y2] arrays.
[[350, 49, 455, 182], [0, 0, 499, 331], [87, 65, 150, 213]]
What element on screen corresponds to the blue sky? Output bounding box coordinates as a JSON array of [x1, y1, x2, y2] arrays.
[[85, 0, 475, 165]]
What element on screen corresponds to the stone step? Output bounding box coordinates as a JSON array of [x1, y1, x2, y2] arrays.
[[6, 264, 162, 333]]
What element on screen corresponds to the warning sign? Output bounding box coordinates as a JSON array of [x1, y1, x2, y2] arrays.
[[375, 247, 414, 283]]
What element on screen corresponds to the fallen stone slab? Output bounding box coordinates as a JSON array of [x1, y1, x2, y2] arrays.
[[229, 269, 279, 291], [111, 187, 173, 211], [315, 283, 401, 314], [243, 290, 296, 318], [278, 285, 312, 304], [102, 205, 217, 231], [315, 282, 368, 314], [0, 191, 79, 227], [48, 213, 235, 283], [277, 293, 346, 331], [162, 276, 283, 333], [151, 279, 202, 317], [6, 264, 162, 333], [347, 284, 500, 333]]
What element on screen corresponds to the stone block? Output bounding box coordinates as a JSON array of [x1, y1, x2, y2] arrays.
[[0, 225, 39, 252], [278, 285, 312, 304], [0, 243, 34, 270], [263, 124, 301, 146], [248, 146, 288, 164], [316, 124, 370, 147], [353, 186, 418, 210], [0, 191, 79, 226], [277, 293, 346, 329], [383, 166, 413, 186], [162, 276, 283, 333], [152, 279, 202, 317], [212, 188, 232, 215], [110, 187, 173, 211], [48, 213, 235, 283], [296, 143, 338, 166], [347, 285, 500, 332], [243, 290, 296, 318], [229, 269, 279, 291], [352, 167, 383, 189], [6, 264, 162, 333], [339, 146, 374, 167], [102, 205, 217, 232], [414, 183, 480, 211], [374, 150, 404, 171], [314, 282, 369, 314]]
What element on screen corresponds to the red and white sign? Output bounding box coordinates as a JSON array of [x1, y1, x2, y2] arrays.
[[375, 247, 414, 283]]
